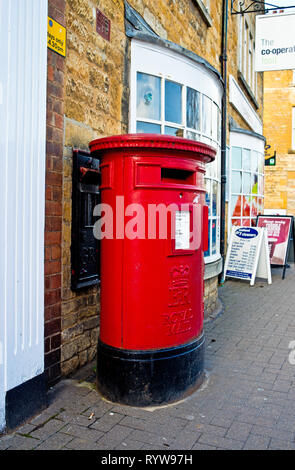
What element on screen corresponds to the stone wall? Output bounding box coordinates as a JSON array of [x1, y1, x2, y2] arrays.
[[45, 0, 66, 385], [56, 0, 264, 377], [61, 0, 126, 376], [227, 12, 264, 130], [264, 70, 295, 216], [204, 277, 218, 317]]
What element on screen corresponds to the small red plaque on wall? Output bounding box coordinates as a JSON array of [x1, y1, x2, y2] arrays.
[[96, 9, 111, 41]]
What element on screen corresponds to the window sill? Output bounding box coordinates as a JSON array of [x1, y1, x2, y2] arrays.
[[204, 256, 223, 280], [288, 149, 295, 154], [193, 0, 212, 27], [237, 71, 259, 110]]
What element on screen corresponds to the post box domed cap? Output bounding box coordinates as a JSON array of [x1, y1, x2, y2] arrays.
[[89, 134, 215, 163]]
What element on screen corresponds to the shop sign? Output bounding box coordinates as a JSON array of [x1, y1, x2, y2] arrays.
[[224, 226, 272, 286], [256, 13, 295, 71], [257, 216, 294, 278]]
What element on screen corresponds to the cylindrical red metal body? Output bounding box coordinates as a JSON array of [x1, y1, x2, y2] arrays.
[[89, 134, 215, 406]]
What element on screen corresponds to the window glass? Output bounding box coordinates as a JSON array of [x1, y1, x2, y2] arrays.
[[258, 175, 264, 195], [212, 220, 217, 255], [133, 64, 221, 263], [186, 131, 200, 141], [251, 197, 258, 219], [232, 171, 242, 193], [212, 180, 218, 217], [137, 73, 161, 120], [165, 80, 182, 124], [242, 195, 251, 217], [186, 87, 200, 130], [212, 103, 218, 141], [251, 151, 258, 173], [136, 121, 161, 133], [231, 195, 241, 218], [217, 109, 221, 142], [205, 179, 211, 217], [258, 153, 264, 173], [229, 146, 264, 232], [232, 147, 242, 169], [250, 172, 256, 193], [243, 172, 251, 194], [204, 220, 211, 257], [242, 149, 251, 171], [164, 126, 184, 137], [202, 95, 212, 137], [232, 218, 241, 226]]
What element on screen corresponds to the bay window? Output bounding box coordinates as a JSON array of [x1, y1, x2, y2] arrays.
[[229, 131, 265, 233], [130, 40, 223, 263]]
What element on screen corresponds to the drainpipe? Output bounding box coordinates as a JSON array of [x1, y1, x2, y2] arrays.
[[219, 0, 228, 282]]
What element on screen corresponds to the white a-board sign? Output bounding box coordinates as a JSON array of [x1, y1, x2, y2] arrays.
[[223, 227, 272, 286]]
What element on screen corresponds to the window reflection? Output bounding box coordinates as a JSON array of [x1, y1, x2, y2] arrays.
[[229, 147, 264, 233], [165, 80, 182, 124], [136, 121, 161, 133], [243, 172, 251, 194], [134, 73, 221, 262], [232, 147, 242, 169], [202, 95, 212, 137], [231, 195, 241, 218], [164, 126, 184, 137], [186, 131, 200, 141], [212, 220, 217, 254], [242, 149, 251, 171], [186, 87, 200, 130], [232, 171, 242, 193], [137, 72, 161, 120]]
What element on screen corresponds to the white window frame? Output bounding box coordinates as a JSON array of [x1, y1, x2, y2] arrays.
[[228, 132, 265, 239], [239, 16, 257, 96], [130, 40, 223, 263]]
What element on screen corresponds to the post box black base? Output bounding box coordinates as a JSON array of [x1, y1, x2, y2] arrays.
[[96, 335, 205, 407]]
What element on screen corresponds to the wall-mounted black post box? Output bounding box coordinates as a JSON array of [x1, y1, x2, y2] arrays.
[[71, 149, 100, 290]]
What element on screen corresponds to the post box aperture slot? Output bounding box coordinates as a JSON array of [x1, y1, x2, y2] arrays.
[[161, 168, 195, 185], [135, 162, 196, 188]]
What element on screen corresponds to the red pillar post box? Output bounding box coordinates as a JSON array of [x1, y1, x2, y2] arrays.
[[89, 134, 215, 406]]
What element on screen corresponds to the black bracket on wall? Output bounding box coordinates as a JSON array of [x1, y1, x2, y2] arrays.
[[231, 1, 295, 14], [71, 149, 100, 291]]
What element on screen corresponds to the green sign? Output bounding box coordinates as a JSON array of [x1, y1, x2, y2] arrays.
[[265, 144, 276, 166]]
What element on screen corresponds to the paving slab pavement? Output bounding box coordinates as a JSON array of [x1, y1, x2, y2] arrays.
[[1, 265, 295, 450]]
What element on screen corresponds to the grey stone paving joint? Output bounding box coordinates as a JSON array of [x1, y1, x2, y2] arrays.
[[1, 266, 295, 450]]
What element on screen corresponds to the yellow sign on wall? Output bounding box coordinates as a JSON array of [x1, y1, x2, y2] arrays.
[[47, 17, 66, 57]]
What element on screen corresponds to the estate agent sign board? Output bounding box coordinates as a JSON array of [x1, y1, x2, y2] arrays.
[[257, 215, 295, 279], [224, 226, 272, 286]]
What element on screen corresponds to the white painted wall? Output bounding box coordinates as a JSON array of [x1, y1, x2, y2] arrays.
[[0, 0, 48, 432], [229, 75, 263, 135]]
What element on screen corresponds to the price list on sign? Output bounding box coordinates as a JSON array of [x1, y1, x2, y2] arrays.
[[226, 240, 257, 280], [224, 226, 272, 286]]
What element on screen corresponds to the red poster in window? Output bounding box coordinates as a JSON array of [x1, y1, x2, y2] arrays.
[[257, 216, 292, 265]]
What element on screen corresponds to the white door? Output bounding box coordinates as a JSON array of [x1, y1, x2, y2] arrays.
[[0, 0, 48, 432]]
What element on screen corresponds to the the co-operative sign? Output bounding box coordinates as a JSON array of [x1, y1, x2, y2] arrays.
[[235, 227, 258, 239], [255, 13, 295, 72]]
